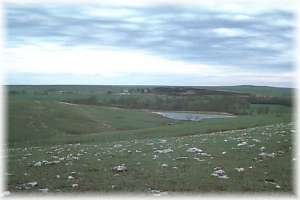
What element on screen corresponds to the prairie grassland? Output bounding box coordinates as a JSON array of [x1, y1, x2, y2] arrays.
[[7, 123, 294, 193], [6, 85, 294, 194]]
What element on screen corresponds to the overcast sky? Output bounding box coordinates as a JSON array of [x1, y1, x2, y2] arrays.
[[2, 0, 297, 86]]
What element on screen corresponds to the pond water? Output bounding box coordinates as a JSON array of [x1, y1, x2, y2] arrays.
[[152, 111, 234, 121]]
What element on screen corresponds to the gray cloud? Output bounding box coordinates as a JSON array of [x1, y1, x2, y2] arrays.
[[5, 3, 296, 72]]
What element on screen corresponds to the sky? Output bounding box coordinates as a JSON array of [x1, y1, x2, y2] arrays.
[[2, 0, 297, 87]]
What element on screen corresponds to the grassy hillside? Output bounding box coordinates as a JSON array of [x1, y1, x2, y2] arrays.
[[7, 123, 293, 192], [8, 97, 174, 146], [8, 97, 292, 147]]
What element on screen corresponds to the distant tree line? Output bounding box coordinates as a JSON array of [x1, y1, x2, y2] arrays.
[[248, 95, 292, 107], [9, 90, 27, 95]]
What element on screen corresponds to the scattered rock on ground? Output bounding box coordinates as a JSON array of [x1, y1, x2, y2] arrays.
[[38, 188, 49, 193], [235, 168, 245, 172], [33, 161, 42, 167], [154, 148, 173, 154], [211, 167, 229, 179], [237, 142, 247, 146], [16, 181, 38, 190], [259, 152, 275, 158], [112, 164, 128, 173], [186, 147, 203, 153]]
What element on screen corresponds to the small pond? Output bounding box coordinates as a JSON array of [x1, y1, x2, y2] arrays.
[[152, 111, 235, 121]]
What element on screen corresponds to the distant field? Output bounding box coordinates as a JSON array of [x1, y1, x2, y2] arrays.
[[5, 85, 295, 194], [195, 85, 293, 97], [8, 85, 293, 114]]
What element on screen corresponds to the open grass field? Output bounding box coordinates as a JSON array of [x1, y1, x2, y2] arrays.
[[196, 85, 293, 97], [5, 85, 295, 195]]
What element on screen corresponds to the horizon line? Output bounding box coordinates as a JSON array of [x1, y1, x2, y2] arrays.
[[4, 84, 294, 89]]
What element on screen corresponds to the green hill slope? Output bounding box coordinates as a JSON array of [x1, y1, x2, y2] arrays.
[[8, 98, 174, 146]]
